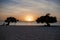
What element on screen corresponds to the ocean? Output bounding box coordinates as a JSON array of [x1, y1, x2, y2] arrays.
[[0, 21, 60, 26]]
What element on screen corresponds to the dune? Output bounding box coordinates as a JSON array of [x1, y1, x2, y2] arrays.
[[0, 25, 60, 40]]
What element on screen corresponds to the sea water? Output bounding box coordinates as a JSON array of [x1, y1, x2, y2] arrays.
[[0, 21, 60, 26]]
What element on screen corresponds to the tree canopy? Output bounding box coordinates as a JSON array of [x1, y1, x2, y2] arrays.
[[5, 17, 19, 25], [36, 13, 57, 26]]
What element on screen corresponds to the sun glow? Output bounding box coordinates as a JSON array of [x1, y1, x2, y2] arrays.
[[24, 15, 35, 22]]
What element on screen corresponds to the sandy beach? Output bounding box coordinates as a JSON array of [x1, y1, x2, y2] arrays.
[[0, 25, 60, 40]]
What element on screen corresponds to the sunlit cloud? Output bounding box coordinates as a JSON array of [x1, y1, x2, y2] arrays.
[[0, 0, 60, 21]]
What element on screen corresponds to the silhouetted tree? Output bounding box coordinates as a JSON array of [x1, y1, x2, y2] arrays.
[[5, 17, 19, 25], [36, 13, 57, 26]]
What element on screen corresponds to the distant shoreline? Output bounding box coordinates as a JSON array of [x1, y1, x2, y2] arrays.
[[0, 25, 60, 27], [0, 21, 60, 26]]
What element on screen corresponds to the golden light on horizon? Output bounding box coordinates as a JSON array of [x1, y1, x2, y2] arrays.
[[19, 14, 38, 22], [24, 15, 35, 21], [20, 15, 36, 22]]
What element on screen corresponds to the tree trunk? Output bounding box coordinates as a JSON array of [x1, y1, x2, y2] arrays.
[[6, 22, 10, 26], [46, 23, 50, 26]]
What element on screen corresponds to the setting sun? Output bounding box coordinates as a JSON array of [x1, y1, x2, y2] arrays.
[[25, 16, 35, 21], [19, 14, 38, 22]]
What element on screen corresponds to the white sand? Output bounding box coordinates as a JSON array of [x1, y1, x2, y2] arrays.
[[0, 26, 60, 40]]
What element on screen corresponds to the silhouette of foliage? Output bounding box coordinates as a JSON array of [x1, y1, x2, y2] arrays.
[[36, 13, 57, 26], [5, 17, 19, 25]]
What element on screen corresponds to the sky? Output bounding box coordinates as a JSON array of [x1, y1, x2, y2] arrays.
[[0, 0, 60, 21]]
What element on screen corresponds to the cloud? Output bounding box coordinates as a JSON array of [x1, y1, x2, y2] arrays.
[[0, 0, 60, 12], [46, 0, 60, 5], [0, 0, 60, 20]]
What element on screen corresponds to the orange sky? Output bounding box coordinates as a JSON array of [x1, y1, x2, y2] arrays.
[[0, 0, 60, 21]]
